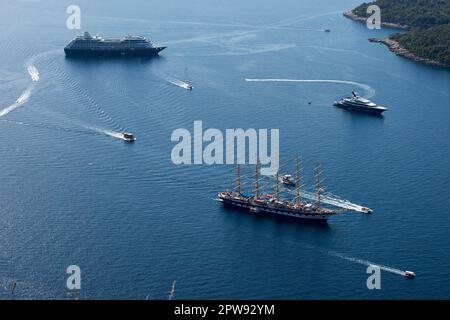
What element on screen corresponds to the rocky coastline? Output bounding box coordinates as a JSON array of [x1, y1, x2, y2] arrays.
[[343, 11, 409, 30], [368, 37, 446, 68], [344, 10, 447, 68]]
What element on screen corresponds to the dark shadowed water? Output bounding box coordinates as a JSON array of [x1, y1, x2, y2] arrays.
[[0, 0, 449, 299]]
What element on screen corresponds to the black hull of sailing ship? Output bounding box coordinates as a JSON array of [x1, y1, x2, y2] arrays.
[[217, 159, 346, 222], [217, 158, 372, 222], [219, 196, 329, 221]]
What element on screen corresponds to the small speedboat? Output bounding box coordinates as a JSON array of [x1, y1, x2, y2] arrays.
[[404, 271, 416, 278], [361, 207, 373, 214], [186, 84, 193, 90], [281, 174, 296, 186], [122, 132, 136, 142], [324, 29, 331, 32]]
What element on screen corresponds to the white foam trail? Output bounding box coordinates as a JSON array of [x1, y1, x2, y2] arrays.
[[245, 78, 376, 98], [94, 15, 324, 32], [27, 65, 40, 82], [25, 48, 61, 67], [0, 87, 33, 117], [164, 11, 338, 55], [298, 45, 383, 62], [16, 88, 32, 104], [0, 63, 40, 117], [299, 190, 370, 213], [84, 126, 128, 141], [2, 48, 61, 117], [100, 129, 126, 140], [168, 79, 192, 90], [328, 252, 406, 276]]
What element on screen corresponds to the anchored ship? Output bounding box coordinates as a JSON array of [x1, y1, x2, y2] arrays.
[[64, 32, 167, 57], [333, 91, 387, 114], [217, 156, 341, 221]]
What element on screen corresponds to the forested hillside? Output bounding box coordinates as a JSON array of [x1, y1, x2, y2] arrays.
[[349, 0, 450, 68]]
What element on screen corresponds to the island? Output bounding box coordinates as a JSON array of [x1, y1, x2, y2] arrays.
[[344, 0, 450, 69]]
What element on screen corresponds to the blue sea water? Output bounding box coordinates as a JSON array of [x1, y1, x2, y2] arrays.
[[0, 0, 449, 299]]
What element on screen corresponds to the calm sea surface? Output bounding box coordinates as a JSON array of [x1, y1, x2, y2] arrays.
[[0, 0, 449, 299]]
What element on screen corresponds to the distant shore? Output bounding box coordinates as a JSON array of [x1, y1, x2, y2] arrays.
[[343, 11, 409, 30], [344, 10, 447, 68], [368, 38, 447, 68]]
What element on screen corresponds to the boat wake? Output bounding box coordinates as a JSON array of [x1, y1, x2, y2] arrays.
[[27, 65, 40, 82], [0, 64, 40, 117], [0, 49, 61, 118], [85, 126, 129, 141], [1, 119, 132, 143], [328, 251, 407, 277], [0, 118, 91, 136], [167, 78, 193, 90], [0, 49, 131, 143], [298, 190, 371, 213], [0, 87, 33, 117], [163, 11, 339, 49], [245, 78, 376, 98]]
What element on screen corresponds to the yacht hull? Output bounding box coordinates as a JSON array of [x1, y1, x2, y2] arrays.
[[334, 102, 386, 114]]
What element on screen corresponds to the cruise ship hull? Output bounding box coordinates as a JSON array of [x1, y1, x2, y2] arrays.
[[334, 102, 386, 115], [64, 46, 166, 57], [218, 197, 329, 221]]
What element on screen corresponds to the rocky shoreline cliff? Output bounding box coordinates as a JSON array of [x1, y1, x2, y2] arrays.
[[368, 38, 447, 68], [343, 11, 409, 30], [344, 10, 447, 69]]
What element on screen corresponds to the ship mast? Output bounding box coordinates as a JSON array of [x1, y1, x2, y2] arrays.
[[254, 161, 260, 199], [315, 164, 322, 210], [235, 163, 241, 194], [294, 154, 302, 206], [274, 170, 280, 201]]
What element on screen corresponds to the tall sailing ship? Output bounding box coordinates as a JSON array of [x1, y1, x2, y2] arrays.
[[217, 156, 340, 221]]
